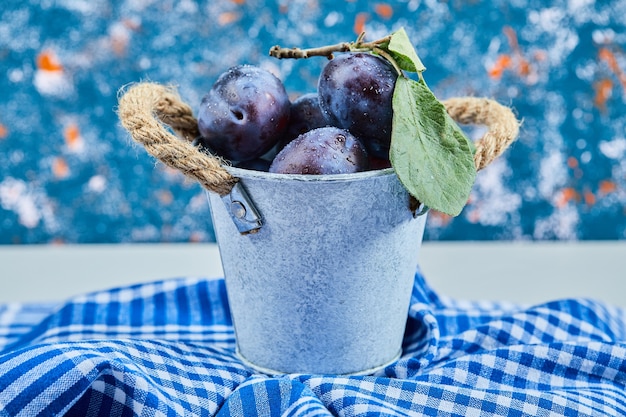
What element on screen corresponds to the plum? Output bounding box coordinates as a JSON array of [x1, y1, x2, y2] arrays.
[[197, 65, 290, 161], [269, 126, 369, 174], [318, 53, 398, 159]]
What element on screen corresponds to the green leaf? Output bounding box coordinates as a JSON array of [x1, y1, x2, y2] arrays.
[[386, 28, 426, 74], [390, 77, 476, 216]]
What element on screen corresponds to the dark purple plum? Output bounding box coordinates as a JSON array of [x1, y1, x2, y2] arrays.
[[281, 93, 329, 147], [368, 155, 392, 171], [269, 127, 369, 175], [235, 158, 272, 172], [318, 52, 398, 158], [197, 65, 290, 161]]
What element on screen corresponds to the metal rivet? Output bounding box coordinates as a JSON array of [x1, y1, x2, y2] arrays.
[[231, 201, 247, 219]]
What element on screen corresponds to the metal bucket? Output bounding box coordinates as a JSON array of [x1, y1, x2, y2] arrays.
[[208, 166, 427, 375]]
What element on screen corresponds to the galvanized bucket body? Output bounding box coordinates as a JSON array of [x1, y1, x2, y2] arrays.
[[208, 167, 427, 375]]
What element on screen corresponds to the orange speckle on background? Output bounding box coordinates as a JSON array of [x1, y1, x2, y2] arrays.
[[109, 18, 140, 57], [64, 123, 82, 150], [555, 187, 580, 208], [52, 157, 70, 179], [122, 18, 141, 31], [488, 54, 512, 79], [533, 50, 548, 62], [567, 156, 579, 169], [218, 11, 241, 25], [583, 190, 596, 206], [598, 47, 626, 91], [111, 32, 129, 57], [189, 232, 204, 243], [36, 50, 63, 72], [374, 3, 393, 19], [598, 180, 617, 195], [598, 48, 617, 68], [429, 210, 453, 227], [0, 124, 8, 139], [231, 0, 245, 4], [517, 57, 531, 77], [156, 190, 174, 205], [467, 209, 481, 224], [503, 26, 519, 51], [491, 26, 534, 81], [594, 78, 613, 110], [353, 12, 369, 35]]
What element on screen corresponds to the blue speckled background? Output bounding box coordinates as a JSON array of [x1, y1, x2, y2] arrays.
[[1, 0, 625, 244]]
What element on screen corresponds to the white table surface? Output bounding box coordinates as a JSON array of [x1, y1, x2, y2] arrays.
[[0, 241, 624, 307]]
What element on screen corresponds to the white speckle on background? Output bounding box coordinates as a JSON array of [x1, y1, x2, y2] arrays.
[[580, 151, 592, 164], [538, 151, 567, 200], [592, 28, 615, 44], [469, 158, 522, 227], [33, 70, 74, 98], [8, 69, 24, 83], [599, 137, 626, 159], [528, 8, 580, 66], [0, 178, 41, 229], [324, 12, 341, 27], [533, 204, 579, 240], [131, 225, 160, 241], [87, 175, 107, 193], [176, 0, 198, 14], [568, 0, 595, 13], [528, 8, 566, 33]]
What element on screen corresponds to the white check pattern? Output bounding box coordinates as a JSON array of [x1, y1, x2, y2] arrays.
[[1, 272, 625, 416]]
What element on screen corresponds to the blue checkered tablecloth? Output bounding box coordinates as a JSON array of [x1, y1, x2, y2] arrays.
[[1, 271, 625, 416]]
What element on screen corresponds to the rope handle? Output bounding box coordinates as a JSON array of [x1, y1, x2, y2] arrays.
[[117, 82, 519, 195], [118, 83, 238, 196], [442, 97, 520, 171]]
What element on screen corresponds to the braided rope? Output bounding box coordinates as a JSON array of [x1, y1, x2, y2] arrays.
[[442, 97, 520, 171], [117, 83, 237, 196]]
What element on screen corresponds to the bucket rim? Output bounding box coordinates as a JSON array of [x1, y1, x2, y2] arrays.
[[225, 166, 396, 183]]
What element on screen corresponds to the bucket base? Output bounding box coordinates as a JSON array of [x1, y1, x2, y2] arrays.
[[235, 347, 403, 376]]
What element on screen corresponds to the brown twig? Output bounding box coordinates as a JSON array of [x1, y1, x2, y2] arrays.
[[269, 33, 392, 60]]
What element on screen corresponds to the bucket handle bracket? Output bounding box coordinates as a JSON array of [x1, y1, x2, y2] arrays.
[[221, 182, 263, 235]]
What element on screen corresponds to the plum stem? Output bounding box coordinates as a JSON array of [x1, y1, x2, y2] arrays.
[[269, 32, 392, 60], [371, 47, 403, 77]]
